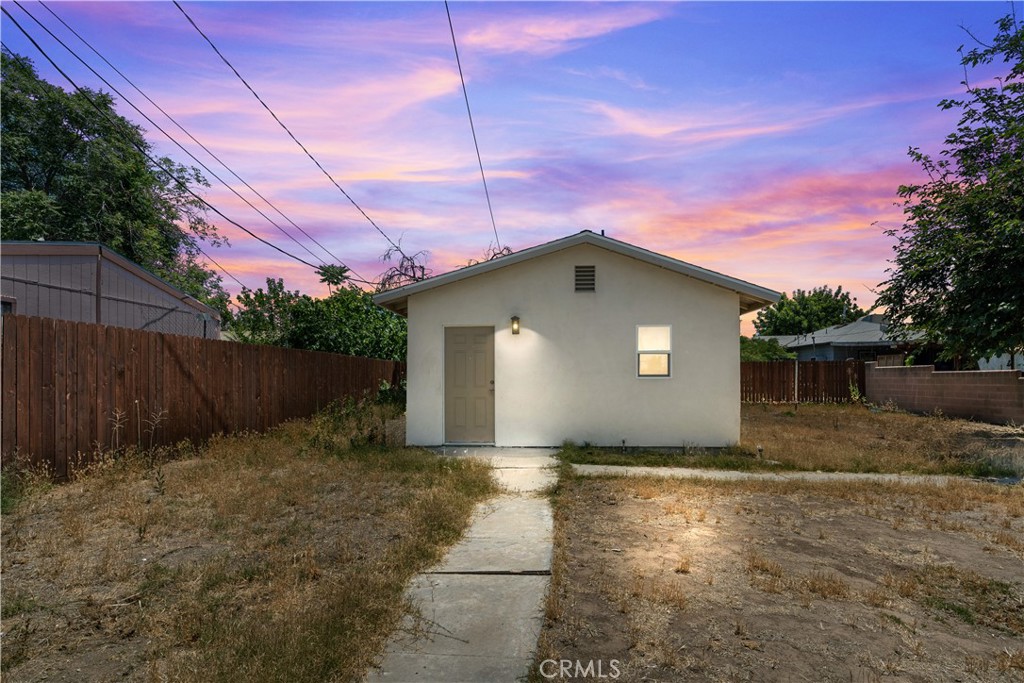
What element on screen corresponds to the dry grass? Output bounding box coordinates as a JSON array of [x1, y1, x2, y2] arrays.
[[533, 472, 1024, 682], [561, 403, 1023, 477], [0, 400, 496, 682], [742, 403, 1023, 476]]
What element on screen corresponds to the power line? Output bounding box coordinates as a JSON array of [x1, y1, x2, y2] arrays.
[[14, 1, 336, 273], [196, 244, 245, 289], [1, 8, 321, 272], [37, 0, 367, 282], [172, 0, 405, 256], [14, 2, 377, 288], [444, 1, 501, 250]]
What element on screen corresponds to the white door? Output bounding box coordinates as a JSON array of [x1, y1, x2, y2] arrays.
[[444, 327, 494, 443]]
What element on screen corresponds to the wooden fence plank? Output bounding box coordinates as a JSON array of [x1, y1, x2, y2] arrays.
[[115, 325, 128, 449], [2, 315, 19, 463], [78, 321, 96, 463], [126, 327, 141, 448], [219, 339, 230, 434], [741, 360, 863, 403], [248, 343, 258, 431], [1, 315, 404, 475], [63, 322, 80, 474], [233, 342, 244, 431], [38, 319, 56, 467], [193, 336, 206, 441], [27, 317, 44, 467], [160, 333, 175, 443], [169, 334, 184, 444], [53, 320, 69, 479], [15, 317, 31, 464], [148, 329, 161, 447]]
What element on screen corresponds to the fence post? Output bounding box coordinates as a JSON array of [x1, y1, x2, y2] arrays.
[[1, 314, 402, 477], [794, 360, 799, 404]]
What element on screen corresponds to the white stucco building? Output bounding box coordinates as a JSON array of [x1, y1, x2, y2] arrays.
[[373, 231, 779, 447]]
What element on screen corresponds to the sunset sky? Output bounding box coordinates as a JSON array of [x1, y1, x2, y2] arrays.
[[1, 1, 1010, 332]]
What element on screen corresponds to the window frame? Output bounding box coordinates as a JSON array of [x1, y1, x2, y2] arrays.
[[636, 324, 672, 378]]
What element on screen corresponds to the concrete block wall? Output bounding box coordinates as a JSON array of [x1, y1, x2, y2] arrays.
[[864, 362, 1024, 425]]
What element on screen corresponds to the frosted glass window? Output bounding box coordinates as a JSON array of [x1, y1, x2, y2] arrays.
[[638, 325, 671, 352], [639, 353, 669, 376], [637, 325, 671, 377]]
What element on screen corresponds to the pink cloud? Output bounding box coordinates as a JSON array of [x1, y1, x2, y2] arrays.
[[585, 101, 797, 143], [578, 84, 962, 149], [563, 66, 665, 93], [461, 4, 672, 56]]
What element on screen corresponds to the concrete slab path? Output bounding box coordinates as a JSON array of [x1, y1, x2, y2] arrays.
[[367, 448, 558, 683], [572, 463, 958, 485]]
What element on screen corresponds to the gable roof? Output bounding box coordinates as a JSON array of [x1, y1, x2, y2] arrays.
[[760, 314, 923, 349], [373, 230, 780, 316], [1, 241, 221, 320]]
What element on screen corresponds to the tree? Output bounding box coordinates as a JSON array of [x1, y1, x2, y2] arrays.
[[230, 277, 407, 361], [877, 14, 1023, 367], [315, 264, 351, 294], [753, 285, 864, 336], [285, 287, 407, 361], [740, 336, 796, 361], [230, 278, 303, 347], [0, 49, 230, 319], [376, 244, 430, 292]]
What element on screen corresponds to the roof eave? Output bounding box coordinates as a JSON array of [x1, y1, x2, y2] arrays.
[[372, 231, 780, 315], [1, 240, 221, 321]]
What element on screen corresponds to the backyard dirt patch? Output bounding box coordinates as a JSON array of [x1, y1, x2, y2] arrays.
[[535, 475, 1024, 682], [740, 403, 1024, 475], [1, 403, 495, 683], [563, 403, 1024, 478]]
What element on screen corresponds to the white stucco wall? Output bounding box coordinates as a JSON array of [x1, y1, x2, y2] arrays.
[[405, 243, 741, 447]]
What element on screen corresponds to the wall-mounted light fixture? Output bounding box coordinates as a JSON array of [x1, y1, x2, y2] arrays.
[[511, 315, 520, 335]]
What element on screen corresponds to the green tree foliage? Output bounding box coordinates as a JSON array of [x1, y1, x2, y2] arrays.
[[286, 288, 406, 361], [231, 277, 406, 361], [315, 264, 351, 292], [230, 278, 303, 347], [0, 49, 230, 318], [753, 285, 864, 336], [878, 14, 1024, 365], [740, 336, 796, 361]]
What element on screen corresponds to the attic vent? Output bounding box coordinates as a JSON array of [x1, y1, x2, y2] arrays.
[[575, 265, 596, 292]]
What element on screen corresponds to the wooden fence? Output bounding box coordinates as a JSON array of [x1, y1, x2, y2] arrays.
[[1, 315, 405, 478], [741, 360, 865, 403]]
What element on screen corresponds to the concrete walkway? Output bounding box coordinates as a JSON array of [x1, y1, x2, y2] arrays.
[[367, 448, 558, 683], [572, 464, 961, 485]]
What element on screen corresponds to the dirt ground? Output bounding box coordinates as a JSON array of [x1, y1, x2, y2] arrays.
[[537, 475, 1024, 682], [0, 412, 494, 683]]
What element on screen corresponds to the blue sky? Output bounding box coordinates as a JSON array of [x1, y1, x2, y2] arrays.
[[1, 1, 1012, 330]]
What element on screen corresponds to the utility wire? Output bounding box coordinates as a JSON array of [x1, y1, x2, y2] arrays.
[[444, 1, 501, 251], [1, 8, 320, 272], [196, 244, 246, 289], [37, 0, 367, 282], [18, 2, 377, 288], [15, 1, 334, 272], [173, 0, 404, 255]]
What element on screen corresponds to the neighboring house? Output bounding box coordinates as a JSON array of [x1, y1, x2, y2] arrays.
[[760, 314, 916, 362], [373, 231, 779, 448], [978, 353, 1024, 370], [1, 242, 220, 338]]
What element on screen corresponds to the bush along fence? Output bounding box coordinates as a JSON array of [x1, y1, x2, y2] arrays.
[[1, 314, 405, 479], [741, 360, 865, 403]]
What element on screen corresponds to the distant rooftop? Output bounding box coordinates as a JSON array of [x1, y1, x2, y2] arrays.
[[760, 314, 922, 349]]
